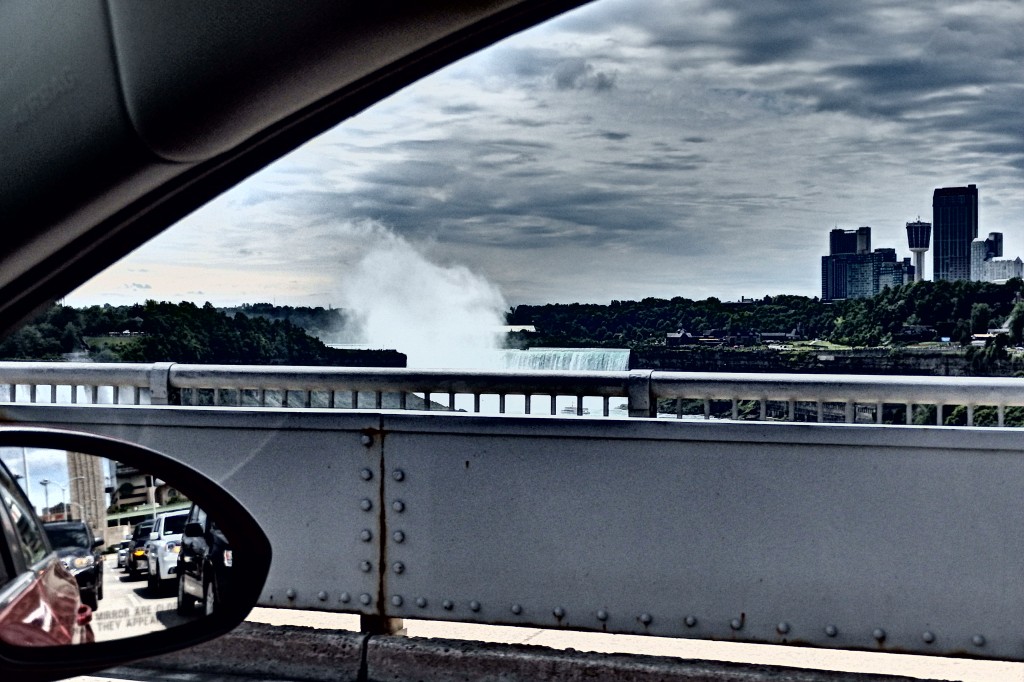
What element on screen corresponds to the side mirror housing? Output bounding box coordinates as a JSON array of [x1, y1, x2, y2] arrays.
[[184, 522, 204, 538], [0, 427, 271, 680]]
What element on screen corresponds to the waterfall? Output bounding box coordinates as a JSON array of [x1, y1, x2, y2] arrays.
[[498, 348, 630, 371]]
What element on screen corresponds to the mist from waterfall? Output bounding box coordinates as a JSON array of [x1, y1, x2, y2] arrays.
[[334, 222, 507, 369], [331, 222, 632, 375]]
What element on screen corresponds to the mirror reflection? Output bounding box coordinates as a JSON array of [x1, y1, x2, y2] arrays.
[[0, 447, 232, 646]]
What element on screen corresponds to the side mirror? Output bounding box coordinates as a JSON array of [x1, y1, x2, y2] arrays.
[[149, 531, 159, 541], [0, 427, 271, 680], [183, 522, 204, 538]]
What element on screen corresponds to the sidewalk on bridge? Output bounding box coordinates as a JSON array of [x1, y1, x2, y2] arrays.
[[239, 608, 1024, 682]]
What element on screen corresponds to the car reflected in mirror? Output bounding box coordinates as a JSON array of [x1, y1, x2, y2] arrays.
[[42, 520, 104, 611], [0, 428, 269, 675], [177, 504, 231, 618]]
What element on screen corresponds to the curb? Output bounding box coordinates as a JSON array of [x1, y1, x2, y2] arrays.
[[365, 635, 936, 682], [124, 621, 941, 682]]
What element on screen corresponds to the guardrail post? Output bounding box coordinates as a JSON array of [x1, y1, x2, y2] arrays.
[[148, 362, 174, 405], [627, 370, 655, 418]]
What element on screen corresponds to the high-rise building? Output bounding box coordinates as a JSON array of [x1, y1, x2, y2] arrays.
[[821, 227, 914, 300], [66, 450, 106, 532], [877, 252, 916, 292], [829, 227, 870, 255], [971, 232, 1020, 281], [932, 184, 978, 281], [905, 220, 931, 282]]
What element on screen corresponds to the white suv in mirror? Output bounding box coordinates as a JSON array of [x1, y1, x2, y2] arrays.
[[145, 509, 190, 594]]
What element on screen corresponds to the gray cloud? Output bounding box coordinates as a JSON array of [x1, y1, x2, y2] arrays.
[[141, 0, 1022, 308], [441, 104, 482, 115], [553, 58, 617, 91]]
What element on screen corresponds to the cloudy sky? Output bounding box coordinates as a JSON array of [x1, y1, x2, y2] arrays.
[[68, 0, 1023, 309], [0, 447, 94, 515]]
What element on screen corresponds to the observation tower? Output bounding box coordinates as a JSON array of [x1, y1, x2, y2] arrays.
[[906, 219, 931, 282]]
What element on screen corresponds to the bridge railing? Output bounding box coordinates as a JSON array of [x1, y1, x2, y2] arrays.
[[7, 361, 1024, 660], [2, 361, 1024, 425]]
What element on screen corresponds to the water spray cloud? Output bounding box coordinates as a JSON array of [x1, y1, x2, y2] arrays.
[[334, 222, 507, 369]]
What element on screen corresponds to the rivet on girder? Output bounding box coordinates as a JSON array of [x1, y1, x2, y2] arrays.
[[443, 600, 454, 610], [470, 601, 481, 612], [360, 498, 373, 512], [393, 531, 406, 543], [393, 562, 405, 574], [360, 529, 373, 542], [286, 588, 296, 600], [393, 500, 406, 513], [684, 616, 697, 628], [360, 593, 372, 605], [416, 597, 427, 608], [730, 618, 742, 631], [777, 622, 790, 635], [393, 469, 405, 481], [640, 613, 653, 626], [597, 609, 609, 622], [392, 595, 403, 607], [360, 561, 372, 573], [973, 635, 986, 647], [872, 628, 886, 642], [553, 607, 565, 619], [360, 468, 373, 481], [922, 631, 935, 644], [317, 591, 328, 602], [512, 604, 523, 615], [340, 592, 351, 604], [361, 434, 373, 447], [825, 625, 838, 637]]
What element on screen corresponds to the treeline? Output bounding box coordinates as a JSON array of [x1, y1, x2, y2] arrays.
[[0, 301, 404, 367], [507, 295, 835, 347], [831, 278, 1024, 346], [507, 279, 1024, 349], [220, 303, 349, 342]]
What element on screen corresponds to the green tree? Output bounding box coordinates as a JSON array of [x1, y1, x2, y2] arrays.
[[971, 303, 992, 334], [1008, 302, 1024, 343]]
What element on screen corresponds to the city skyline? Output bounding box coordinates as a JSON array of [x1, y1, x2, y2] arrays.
[[821, 183, 1023, 301], [64, 0, 1023, 309]]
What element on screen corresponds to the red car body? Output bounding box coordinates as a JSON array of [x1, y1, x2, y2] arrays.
[[0, 463, 94, 647], [0, 560, 94, 647]]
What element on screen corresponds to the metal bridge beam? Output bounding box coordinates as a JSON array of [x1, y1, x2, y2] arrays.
[[3, 403, 1024, 661]]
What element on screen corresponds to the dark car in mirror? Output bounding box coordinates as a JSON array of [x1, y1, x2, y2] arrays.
[[176, 504, 232, 617], [126, 519, 154, 580], [0, 428, 270, 681], [42, 521, 104, 611]]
